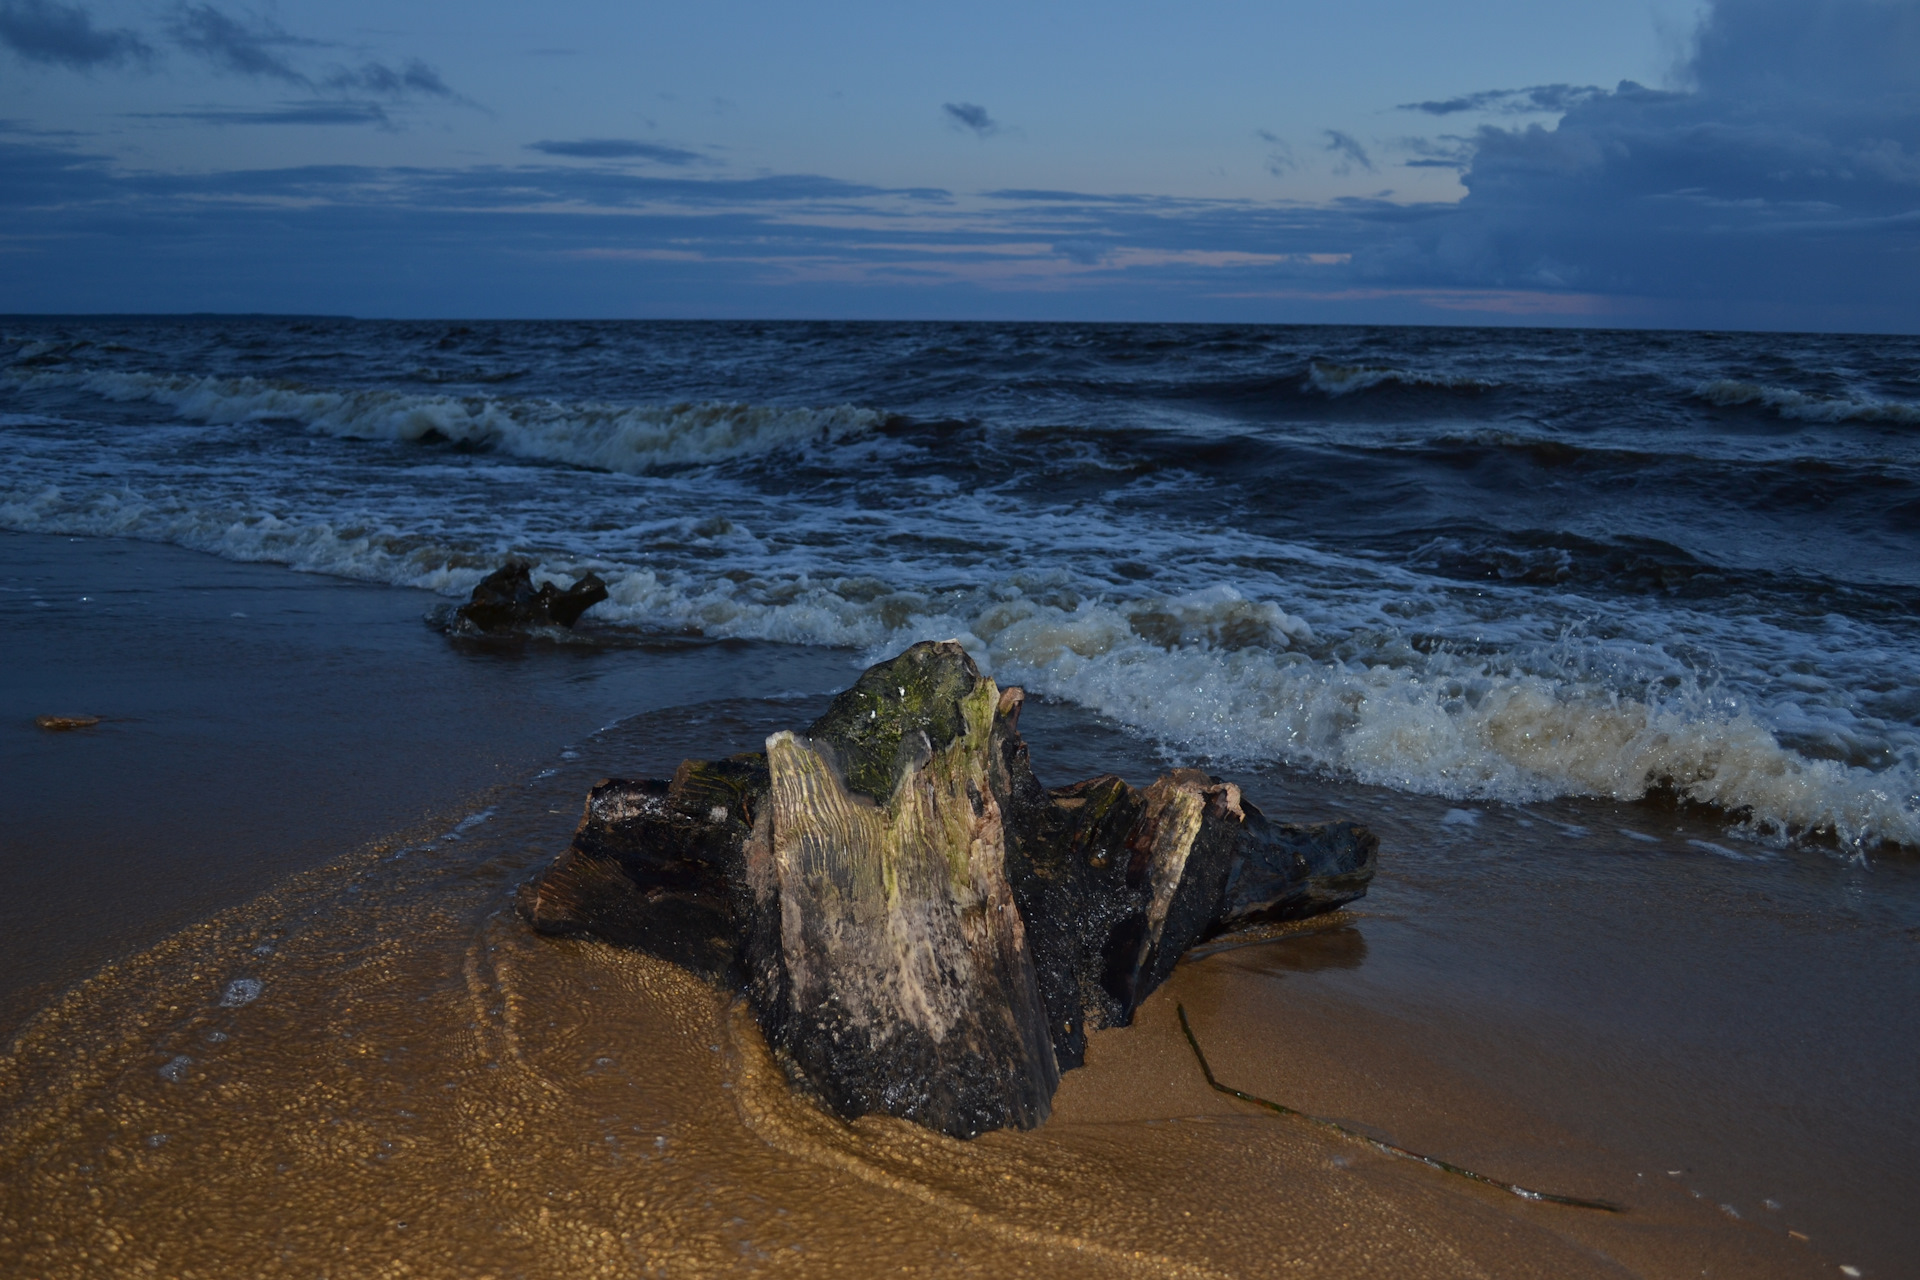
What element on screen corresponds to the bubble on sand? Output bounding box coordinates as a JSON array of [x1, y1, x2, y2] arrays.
[[157, 1055, 191, 1083], [1440, 808, 1479, 826], [220, 977, 264, 1007]]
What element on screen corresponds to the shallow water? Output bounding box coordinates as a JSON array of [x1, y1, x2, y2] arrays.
[[4, 318, 1918, 850], [0, 531, 854, 1029]]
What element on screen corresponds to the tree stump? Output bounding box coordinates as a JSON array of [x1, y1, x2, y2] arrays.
[[525, 641, 1377, 1138]]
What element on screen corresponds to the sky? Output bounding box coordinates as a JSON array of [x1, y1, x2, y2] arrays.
[[2, 0, 1916, 329]]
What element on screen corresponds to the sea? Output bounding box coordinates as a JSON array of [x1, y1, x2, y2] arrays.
[[4, 316, 1917, 853]]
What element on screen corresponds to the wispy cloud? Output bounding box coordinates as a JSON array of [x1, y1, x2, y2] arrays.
[[0, 0, 150, 70], [324, 58, 454, 100], [1322, 129, 1374, 174], [1398, 135, 1475, 170], [1398, 84, 1605, 116], [527, 138, 705, 164], [943, 102, 999, 137], [1256, 129, 1297, 177], [1052, 238, 1108, 265], [133, 102, 391, 126], [160, 4, 462, 108], [167, 3, 315, 84]]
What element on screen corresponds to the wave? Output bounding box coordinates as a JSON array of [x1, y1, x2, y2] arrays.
[[3, 482, 1913, 853], [1694, 379, 1920, 425], [11, 369, 885, 473], [1305, 362, 1497, 398]]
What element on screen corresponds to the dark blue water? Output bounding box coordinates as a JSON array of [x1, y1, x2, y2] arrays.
[[5, 317, 1918, 849]]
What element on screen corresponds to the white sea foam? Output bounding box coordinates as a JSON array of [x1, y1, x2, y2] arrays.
[[4, 478, 1915, 851], [16, 369, 884, 473], [1306, 363, 1497, 397], [1694, 379, 1920, 425], [5, 365, 1917, 856], [938, 597, 1920, 850]]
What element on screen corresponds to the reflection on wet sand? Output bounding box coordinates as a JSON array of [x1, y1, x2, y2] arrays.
[[0, 699, 1858, 1277]]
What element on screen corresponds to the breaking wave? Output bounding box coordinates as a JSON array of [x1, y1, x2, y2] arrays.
[[1694, 379, 1920, 425], [4, 481, 1914, 853], [1305, 363, 1497, 397], [15, 369, 884, 473]]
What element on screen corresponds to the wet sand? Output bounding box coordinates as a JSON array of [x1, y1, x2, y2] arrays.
[[3, 535, 1916, 1277], [0, 532, 853, 1030]]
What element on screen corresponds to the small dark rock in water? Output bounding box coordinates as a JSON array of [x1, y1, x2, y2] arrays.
[[446, 560, 608, 634], [524, 641, 1376, 1138]]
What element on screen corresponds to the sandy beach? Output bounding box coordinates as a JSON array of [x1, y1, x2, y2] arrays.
[[4, 532, 1913, 1277]]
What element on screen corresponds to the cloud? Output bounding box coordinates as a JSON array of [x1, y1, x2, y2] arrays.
[[1362, 0, 1920, 324], [0, 135, 116, 205], [1052, 238, 1108, 264], [167, 4, 315, 84], [1398, 135, 1475, 170], [1322, 129, 1375, 173], [527, 138, 705, 164], [133, 102, 390, 126], [1399, 84, 1606, 116], [1256, 129, 1297, 176], [323, 58, 454, 100], [0, 0, 151, 69], [157, 6, 467, 112], [943, 102, 998, 137], [1689, 0, 1920, 101]]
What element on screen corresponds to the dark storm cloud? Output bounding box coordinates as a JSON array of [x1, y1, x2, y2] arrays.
[[943, 102, 998, 136], [0, 0, 150, 69], [1399, 84, 1605, 116], [167, 4, 315, 84], [1689, 0, 1920, 101], [1322, 129, 1374, 173], [1374, 0, 1920, 322], [527, 139, 705, 164]]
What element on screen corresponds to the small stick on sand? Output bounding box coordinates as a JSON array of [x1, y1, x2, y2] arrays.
[[34, 715, 102, 731], [1176, 1004, 1623, 1213]]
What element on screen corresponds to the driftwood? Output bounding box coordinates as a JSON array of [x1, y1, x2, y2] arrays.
[[525, 641, 1376, 1138], [444, 560, 609, 634]]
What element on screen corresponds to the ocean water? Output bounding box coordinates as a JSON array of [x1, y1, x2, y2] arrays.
[[5, 316, 1918, 853]]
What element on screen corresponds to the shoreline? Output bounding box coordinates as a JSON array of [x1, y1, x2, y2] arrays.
[[0, 530, 857, 1030], [2, 532, 1915, 1276]]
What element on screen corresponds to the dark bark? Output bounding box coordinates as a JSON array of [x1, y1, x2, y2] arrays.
[[524, 754, 766, 985]]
